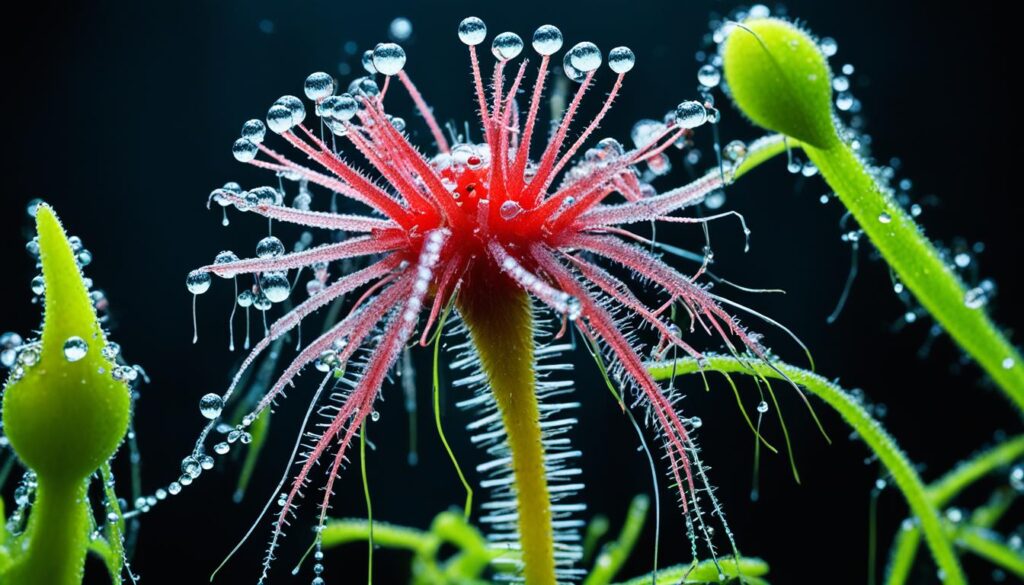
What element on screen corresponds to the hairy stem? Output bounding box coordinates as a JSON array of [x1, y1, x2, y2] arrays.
[[459, 285, 555, 585], [5, 478, 90, 585], [649, 356, 966, 585], [806, 143, 1024, 409], [722, 17, 1024, 409]]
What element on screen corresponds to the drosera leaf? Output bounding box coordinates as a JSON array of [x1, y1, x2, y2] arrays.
[[2, 203, 132, 585]]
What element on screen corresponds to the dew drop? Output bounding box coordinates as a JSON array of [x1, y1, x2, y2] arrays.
[[26, 198, 43, 218], [877, 212, 892, 224], [256, 236, 285, 258], [819, 37, 838, 57], [531, 25, 563, 56], [608, 46, 635, 74], [689, 416, 703, 429], [491, 32, 524, 61], [370, 410, 380, 422], [267, 104, 295, 134], [964, 286, 988, 309], [241, 119, 266, 143], [237, 290, 255, 308], [499, 200, 522, 220], [954, 253, 970, 268], [756, 400, 769, 414], [260, 272, 291, 303], [200, 455, 215, 470], [304, 72, 335, 100], [214, 442, 231, 455], [181, 456, 202, 479], [167, 482, 182, 495], [30, 275, 44, 296], [724, 140, 747, 162], [836, 92, 854, 111], [232, 138, 258, 162], [675, 100, 708, 129], [186, 270, 212, 294], [199, 393, 224, 419], [458, 17, 487, 46], [63, 336, 88, 362], [697, 64, 721, 87], [372, 43, 407, 76], [568, 42, 602, 72], [1003, 357, 1015, 370]]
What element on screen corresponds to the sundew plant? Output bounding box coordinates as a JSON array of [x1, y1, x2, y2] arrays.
[[2, 4, 1022, 585]]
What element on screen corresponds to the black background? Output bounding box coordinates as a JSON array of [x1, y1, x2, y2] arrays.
[[2, 1, 1021, 584]]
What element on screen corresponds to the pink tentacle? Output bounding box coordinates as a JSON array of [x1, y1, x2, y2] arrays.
[[509, 55, 551, 196], [548, 73, 625, 181], [218, 194, 397, 232], [521, 71, 596, 207], [487, 240, 580, 319], [397, 71, 450, 153], [203, 233, 405, 279], [574, 172, 724, 228], [565, 254, 703, 360], [530, 244, 696, 514]]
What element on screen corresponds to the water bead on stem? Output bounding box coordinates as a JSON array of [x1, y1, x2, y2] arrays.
[[491, 32, 524, 61], [531, 24, 563, 55], [457, 16, 487, 46], [371, 43, 406, 76], [607, 47, 635, 74], [303, 72, 335, 101], [568, 42, 602, 72]]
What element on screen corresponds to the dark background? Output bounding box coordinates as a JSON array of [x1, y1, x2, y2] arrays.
[[2, 1, 1021, 584]]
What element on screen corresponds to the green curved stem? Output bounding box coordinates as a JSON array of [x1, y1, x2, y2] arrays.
[[584, 495, 649, 585], [321, 512, 500, 585], [886, 436, 1024, 585], [953, 526, 1024, 579], [648, 356, 966, 585], [806, 143, 1024, 409], [722, 17, 1024, 409], [928, 435, 1024, 505], [613, 559, 770, 585]]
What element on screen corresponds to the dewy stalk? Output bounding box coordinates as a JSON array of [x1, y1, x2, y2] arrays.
[[721, 17, 1024, 410]]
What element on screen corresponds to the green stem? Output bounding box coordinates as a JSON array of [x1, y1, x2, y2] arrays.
[[6, 477, 90, 585], [805, 142, 1024, 409], [584, 495, 650, 585], [886, 436, 1024, 585], [928, 435, 1024, 505], [613, 558, 770, 585], [953, 526, 1024, 579], [649, 356, 967, 585], [459, 286, 555, 585]]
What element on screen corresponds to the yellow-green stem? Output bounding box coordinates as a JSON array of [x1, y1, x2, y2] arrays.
[[459, 285, 555, 585]]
